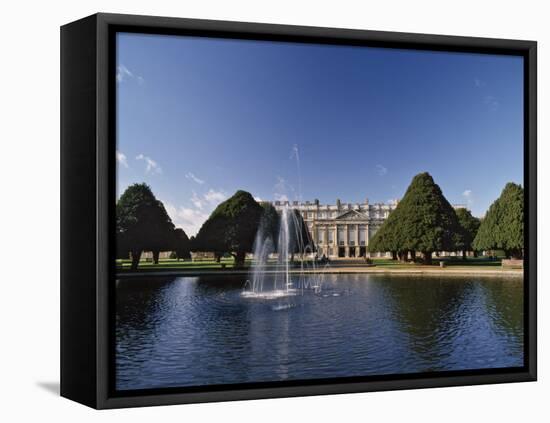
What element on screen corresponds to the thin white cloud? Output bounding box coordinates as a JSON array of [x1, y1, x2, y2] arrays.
[[484, 95, 500, 111], [136, 154, 162, 174], [185, 172, 205, 185], [117, 64, 144, 84], [163, 189, 228, 237], [376, 164, 388, 176], [204, 189, 227, 204], [474, 78, 499, 111], [164, 202, 210, 237], [116, 150, 128, 168], [254, 196, 263, 202], [474, 78, 486, 88], [191, 191, 204, 209], [462, 189, 474, 207], [116, 65, 132, 83]]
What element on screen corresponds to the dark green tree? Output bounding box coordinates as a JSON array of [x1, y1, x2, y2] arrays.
[[288, 209, 315, 260], [368, 206, 403, 260], [368, 172, 462, 264], [188, 236, 197, 259], [116, 183, 175, 270], [472, 183, 524, 258], [253, 204, 314, 262], [455, 208, 481, 259], [193, 190, 264, 267], [172, 228, 191, 261], [259, 202, 281, 250]]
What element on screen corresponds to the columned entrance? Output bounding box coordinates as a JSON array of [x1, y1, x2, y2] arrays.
[[306, 208, 384, 259]]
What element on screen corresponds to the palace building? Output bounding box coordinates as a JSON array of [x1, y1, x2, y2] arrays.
[[268, 198, 466, 259]]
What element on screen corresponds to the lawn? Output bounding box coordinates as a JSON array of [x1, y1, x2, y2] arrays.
[[116, 257, 249, 271], [369, 257, 503, 268], [116, 256, 506, 273]]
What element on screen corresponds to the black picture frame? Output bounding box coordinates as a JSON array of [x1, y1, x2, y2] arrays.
[[61, 12, 537, 409]]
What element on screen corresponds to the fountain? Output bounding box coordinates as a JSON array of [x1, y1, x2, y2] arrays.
[[242, 144, 330, 299], [243, 205, 325, 298]]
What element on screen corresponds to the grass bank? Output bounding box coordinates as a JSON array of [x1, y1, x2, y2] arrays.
[[116, 257, 522, 277]]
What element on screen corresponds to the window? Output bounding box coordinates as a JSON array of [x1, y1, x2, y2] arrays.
[[317, 228, 324, 243], [359, 226, 366, 245], [348, 227, 356, 244], [337, 227, 345, 244]]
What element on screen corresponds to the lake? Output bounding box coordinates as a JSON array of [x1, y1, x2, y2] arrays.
[[115, 273, 524, 391]]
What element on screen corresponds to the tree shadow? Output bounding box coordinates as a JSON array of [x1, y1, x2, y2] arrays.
[[36, 381, 60, 396]]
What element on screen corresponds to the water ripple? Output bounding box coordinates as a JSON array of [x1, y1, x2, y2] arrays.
[[116, 274, 524, 390]]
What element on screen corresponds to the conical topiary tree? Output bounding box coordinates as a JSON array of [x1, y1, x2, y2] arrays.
[[368, 205, 403, 260], [259, 202, 281, 251], [172, 228, 191, 261], [116, 183, 175, 269], [193, 190, 264, 267], [455, 208, 481, 259], [472, 183, 523, 258], [369, 172, 462, 264]]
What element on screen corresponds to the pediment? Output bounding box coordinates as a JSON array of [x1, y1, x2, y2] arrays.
[[335, 210, 368, 220]]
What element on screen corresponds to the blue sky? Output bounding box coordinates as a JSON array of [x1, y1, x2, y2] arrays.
[[116, 32, 524, 235]]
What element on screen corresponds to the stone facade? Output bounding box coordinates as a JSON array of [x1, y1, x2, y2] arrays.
[[269, 198, 396, 258], [269, 198, 466, 259]]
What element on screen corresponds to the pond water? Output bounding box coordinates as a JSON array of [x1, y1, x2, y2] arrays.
[[115, 274, 524, 391]]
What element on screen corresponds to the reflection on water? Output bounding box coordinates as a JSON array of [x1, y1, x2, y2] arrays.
[[115, 274, 524, 390]]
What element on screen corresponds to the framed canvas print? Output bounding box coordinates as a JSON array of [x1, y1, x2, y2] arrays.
[[61, 13, 537, 409]]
